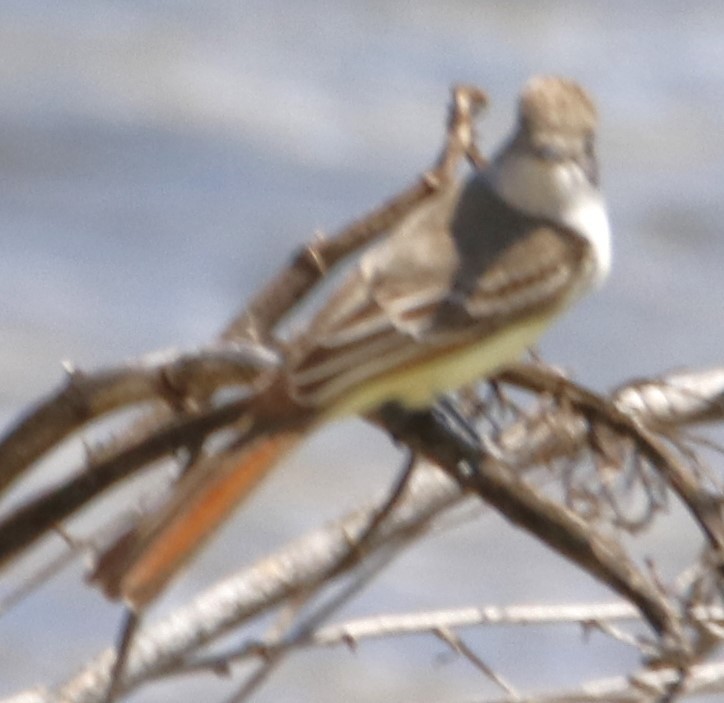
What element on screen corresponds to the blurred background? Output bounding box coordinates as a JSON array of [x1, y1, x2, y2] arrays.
[[1, 2, 723, 701]]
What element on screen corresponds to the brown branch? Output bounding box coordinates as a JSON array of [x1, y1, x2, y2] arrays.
[[220, 84, 487, 344], [3, 363, 722, 631], [0, 343, 278, 499], [436, 627, 521, 697], [613, 366, 724, 427], [500, 363, 724, 556], [499, 366, 724, 475], [373, 404, 684, 644], [0, 394, 260, 568], [7, 362, 724, 698], [45, 468, 458, 702]]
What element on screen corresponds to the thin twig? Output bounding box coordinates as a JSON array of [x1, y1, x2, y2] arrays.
[[224, 538, 412, 703], [436, 626, 521, 698], [372, 404, 683, 643], [501, 363, 724, 556], [221, 84, 488, 344], [40, 467, 460, 702]]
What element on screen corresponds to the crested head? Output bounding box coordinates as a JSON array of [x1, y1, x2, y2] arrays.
[[519, 76, 597, 142], [514, 76, 599, 182]]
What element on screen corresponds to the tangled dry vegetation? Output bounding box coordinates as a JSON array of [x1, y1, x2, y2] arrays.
[[1, 85, 724, 703]]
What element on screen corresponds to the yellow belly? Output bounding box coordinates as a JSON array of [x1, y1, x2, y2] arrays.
[[327, 315, 553, 418]]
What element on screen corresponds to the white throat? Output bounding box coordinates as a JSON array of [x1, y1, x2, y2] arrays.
[[488, 150, 611, 287]]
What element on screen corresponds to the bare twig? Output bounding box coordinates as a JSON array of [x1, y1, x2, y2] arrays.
[[222, 538, 410, 703], [0, 343, 278, 498], [43, 467, 459, 702], [308, 601, 649, 646], [436, 627, 521, 698], [0, 394, 260, 567], [501, 363, 724, 556], [374, 404, 683, 643], [472, 660, 724, 702], [614, 367, 724, 427], [220, 84, 488, 344]]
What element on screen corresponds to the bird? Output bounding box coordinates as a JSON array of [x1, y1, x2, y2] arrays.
[[89, 75, 611, 610]]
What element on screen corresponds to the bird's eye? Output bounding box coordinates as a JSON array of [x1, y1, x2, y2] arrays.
[[537, 143, 565, 161], [581, 133, 599, 185]]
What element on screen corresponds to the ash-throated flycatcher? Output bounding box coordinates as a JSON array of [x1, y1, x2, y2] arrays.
[[92, 75, 611, 608]]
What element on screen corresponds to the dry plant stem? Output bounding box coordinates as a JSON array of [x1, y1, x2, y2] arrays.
[[2, 363, 720, 584], [372, 406, 683, 642], [6, 361, 710, 620], [0, 364, 170, 497], [490, 366, 724, 473], [2, 364, 720, 624], [172, 601, 651, 677], [103, 611, 140, 703], [0, 509, 142, 617], [220, 84, 488, 344], [220, 459, 424, 701], [0, 344, 277, 498], [501, 363, 724, 555], [3, 364, 715, 623], [17, 455, 695, 703], [223, 540, 409, 703], [329, 451, 419, 575], [11, 368, 724, 703], [436, 627, 520, 697], [45, 468, 456, 703], [0, 395, 259, 567], [613, 366, 724, 427], [304, 602, 656, 648], [476, 661, 724, 703]]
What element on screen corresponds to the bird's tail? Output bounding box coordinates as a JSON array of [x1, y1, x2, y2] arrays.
[[90, 428, 304, 609]]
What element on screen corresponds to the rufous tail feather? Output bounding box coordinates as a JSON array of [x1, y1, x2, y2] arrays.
[[91, 430, 303, 608]]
